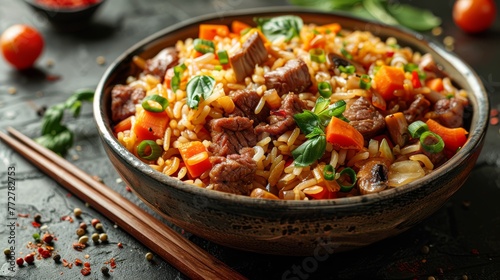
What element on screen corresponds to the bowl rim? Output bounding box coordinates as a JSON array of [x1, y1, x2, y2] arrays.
[[94, 6, 489, 209]]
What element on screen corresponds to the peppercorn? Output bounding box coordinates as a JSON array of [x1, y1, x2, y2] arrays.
[[77, 228, 86, 237], [79, 222, 87, 230], [53, 254, 61, 263], [145, 252, 153, 261], [16, 257, 24, 266], [74, 208, 82, 218], [99, 233, 108, 242], [101, 266, 110, 276], [42, 233, 53, 244], [91, 218, 100, 227], [78, 235, 89, 244], [95, 223, 104, 232], [3, 248, 11, 256], [24, 254, 35, 265], [34, 213, 42, 223], [91, 233, 100, 243]]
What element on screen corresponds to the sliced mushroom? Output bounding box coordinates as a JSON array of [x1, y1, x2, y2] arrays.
[[357, 158, 390, 195]]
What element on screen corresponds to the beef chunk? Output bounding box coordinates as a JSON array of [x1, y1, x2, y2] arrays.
[[230, 32, 268, 82], [110, 85, 146, 122], [208, 116, 257, 156], [143, 47, 178, 82], [209, 148, 256, 195], [404, 94, 431, 123], [255, 93, 305, 135], [264, 59, 312, 96], [433, 97, 464, 128], [229, 89, 270, 124], [343, 97, 385, 139]]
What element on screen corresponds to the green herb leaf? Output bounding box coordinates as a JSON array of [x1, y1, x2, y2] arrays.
[[362, 0, 398, 25], [289, 0, 363, 10], [306, 127, 325, 139], [292, 135, 326, 167], [317, 100, 347, 126], [186, 75, 216, 109], [387, 4, 441, 31], [41, 104, 65, 135], [293, 110, 320, 135], [255, 15, 303, 42], [313, 97, 330, 114], [35, 126, 74, 156]]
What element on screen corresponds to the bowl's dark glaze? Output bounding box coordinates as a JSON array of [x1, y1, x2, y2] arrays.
[[94, 8, 488, 255], [24, 0, 105, 31]]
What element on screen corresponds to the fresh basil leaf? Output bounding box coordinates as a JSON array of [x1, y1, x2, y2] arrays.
[[41, 103, 65, 135], [35, 126, 74, 156], [317, 100, 347, 125], [186, 75, 216, 109], [292, 135, 326, 167], [362, 0, 398, 25], [294, 110, 320, 135], [387, 3, 441, 31], [313, 97, 330, 114], [255, 15, 303, 42], [306, 127, 324, 139]]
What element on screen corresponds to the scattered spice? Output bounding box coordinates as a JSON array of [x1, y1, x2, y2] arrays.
[[79, 222, 87, 230], [421, 245, 430, 254], [81, 267, 91, 276], [61, 215, 74, 223], [101, 266, 110, 275], [462, 275, 469, 280], [76, 228, 86, 237], [99, 233, 108, 242], [96, 56, 106, 65], [443, 36, 455, 51], [95, 223, 104, 232], [431, 26, 442, 36], [53, 254, 61, 263], [491, 108, 499, 117], [471, 248, 480, 255], [91, 233, 100, 243], [18, 213, 30, 218], [110, 258, 116, 269], [117, 242, 123, 248], [125, 186, 132, 192], [91, 218, 100, 227], [74, 208, 83, 217], [79, 235, 89, 244], [490, 117, 499, 126], [16, 257, 24, 266], [45, 58, 54, 67], [74, 258, 83, 266], [32, 221, 41, 228], [145, 252, 154, 261], [73, 242, 86, 251], [7, 87, 17, 95], [34, 213, 42, 223], [462, 200, 471, 209], [42, 233, 53, 244], [4, 248, 11, 255], [24, 254, 35, 264], [428, 276, 436, 280]]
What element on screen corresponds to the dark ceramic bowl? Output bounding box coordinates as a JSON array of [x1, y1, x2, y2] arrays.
[[24, 0, 105, 31], [94, 7, 488, 256]]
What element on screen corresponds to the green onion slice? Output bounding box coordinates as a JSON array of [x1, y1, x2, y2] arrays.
[[337, 167, 357, 192], [338, 65, 355, 74], [193, 38, 215, 54], [217, 50, 229, 64], [142, 95, 169, 113], [359, 74, 372, 90], [420, 131, 444, 154], [137, 140, 162, 161], [318, 81, 332, 98], [174, 63, 186, 76], [310, 48, 326, 63], [214, 65, 223, 71], [323, 164, 335, 181], [340, 48, 353, 60], [408, 120, 429, 139]]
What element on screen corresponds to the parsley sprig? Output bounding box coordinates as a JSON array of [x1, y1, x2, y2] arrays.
[[35, 88, 94, 155], [292, 98, 347, 167]]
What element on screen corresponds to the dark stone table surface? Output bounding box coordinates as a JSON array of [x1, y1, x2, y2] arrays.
[[1, 0, 500, 279]]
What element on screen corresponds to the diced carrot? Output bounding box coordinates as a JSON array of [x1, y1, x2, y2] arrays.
[[113, 116, 132, 134], [300, 28, 315, 51], [373, 65, 406, 100], [426, 78, 444, 92], [326, 116, 364, 150], [199, 24, 230, 40], [426, 118, 468, 154], [315, 23, 341, 35], [178, 141, 212, 178], [231, 20, 251, 35], [133, 110, 169, 141]]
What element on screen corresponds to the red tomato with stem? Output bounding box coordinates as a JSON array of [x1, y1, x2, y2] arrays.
[[1, 24, 44, 70], [453, 0, 497, 33]]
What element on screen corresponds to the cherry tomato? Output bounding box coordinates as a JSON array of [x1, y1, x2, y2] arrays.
[[453, 0, 497, 33], [1, 24, 44, 70]]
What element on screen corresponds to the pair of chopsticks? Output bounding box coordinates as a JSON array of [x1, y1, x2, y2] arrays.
[[0, 127, 246, 280]]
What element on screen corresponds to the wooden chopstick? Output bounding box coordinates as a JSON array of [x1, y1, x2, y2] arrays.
[[0, 127, 246, 280]]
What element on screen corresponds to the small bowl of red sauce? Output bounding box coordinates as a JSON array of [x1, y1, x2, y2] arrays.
[[24, 0, 106, 31]]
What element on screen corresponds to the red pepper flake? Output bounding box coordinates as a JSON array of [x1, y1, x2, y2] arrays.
[[471, 248, 480, 255], [81, 267, 91, 276], [490, 117, 499, 125], [73, 243, 86, 251], [32, 221, 41, 228], [110, 258, 116, 269], [491, 108, 499, 117], [42, 233, 53, 244], [18, 213, 30, 218], [386, 51, 395, 58], [74, 258, 83, 266], [125, 186, 132, 192], [61, 215, 74, 223], [84, 262, 90, 268], [41, 250, 52, 259], [117, 242, 123, 248], [62, 259, 69, 267]]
